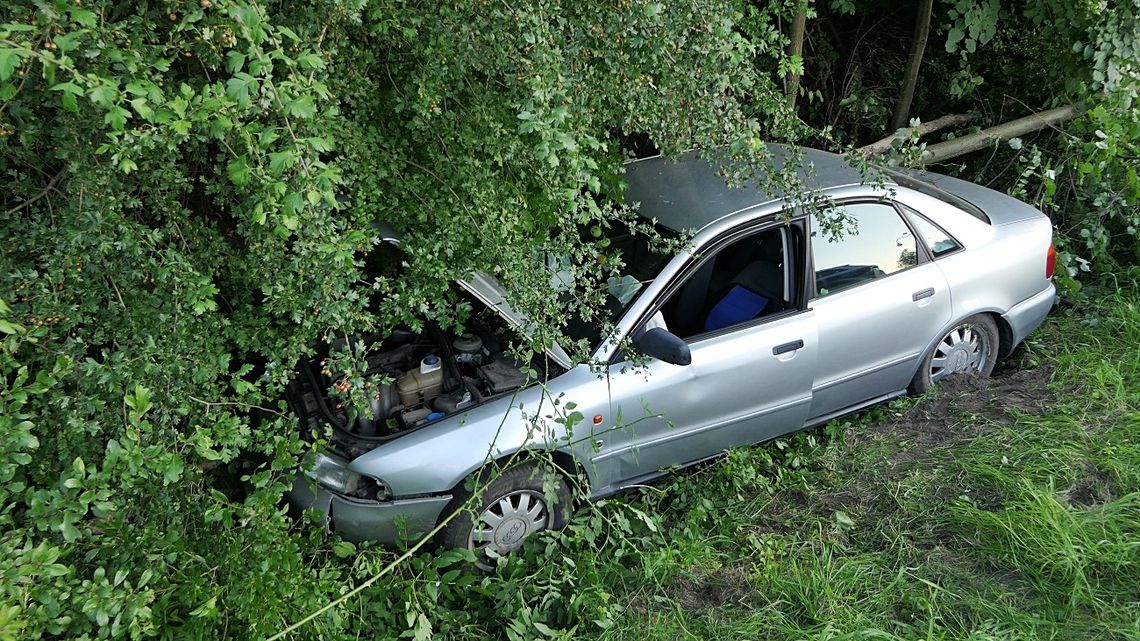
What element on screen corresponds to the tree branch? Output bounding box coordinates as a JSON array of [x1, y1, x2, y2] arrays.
[[5, 168, 67, 215], [856, 113, 976, 155], [919, 104, 1084, 164]]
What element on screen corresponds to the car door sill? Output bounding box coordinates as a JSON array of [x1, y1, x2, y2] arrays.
[[590, 395, 812, 464], [803, 389, 907, 429], [589, 390, 906, 500]]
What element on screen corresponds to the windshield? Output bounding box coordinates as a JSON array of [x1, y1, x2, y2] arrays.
[[559, 222, 679, 350]]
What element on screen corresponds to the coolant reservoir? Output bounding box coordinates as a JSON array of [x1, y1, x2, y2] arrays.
[[397, 363, 444, 406]]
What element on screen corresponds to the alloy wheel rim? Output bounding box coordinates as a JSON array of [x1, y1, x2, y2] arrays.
[[929, 323, 990, 383], [468, 489, 549, 558]]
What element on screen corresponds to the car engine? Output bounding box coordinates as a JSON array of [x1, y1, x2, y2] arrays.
[[287, 311, 558, 456]]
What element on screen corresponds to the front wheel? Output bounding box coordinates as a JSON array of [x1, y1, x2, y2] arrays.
[[909, 313, 999, 394], [438, 462, 572, 568]]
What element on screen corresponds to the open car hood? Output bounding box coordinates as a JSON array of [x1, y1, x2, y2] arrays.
[[371, 221, 574, 370]]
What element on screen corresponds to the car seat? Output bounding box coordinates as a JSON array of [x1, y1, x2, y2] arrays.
[[703, 238, 784, 332]]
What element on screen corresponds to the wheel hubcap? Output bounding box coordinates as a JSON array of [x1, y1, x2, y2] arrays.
[[930, 323, 989, 382], [469, 490, 548, 557]]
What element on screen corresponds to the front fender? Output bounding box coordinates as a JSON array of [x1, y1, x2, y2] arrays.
[[347, 382, 574, 497]]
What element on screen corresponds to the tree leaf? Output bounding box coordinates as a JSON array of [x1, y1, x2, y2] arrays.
[[227, 157, 251, 186], [70, 9, 98, 28], [129, 97, 153, 121], [50, 81, 83, 95], [288, 96, 315, 118], [268, 151, 296, 174], [945, 26, 964, 52], [88, 84, 117, 108], [104, 106, 130, 130], [225, 73, 256, 105], [0, 47, 25, 81], [297, 52, 325, 70]]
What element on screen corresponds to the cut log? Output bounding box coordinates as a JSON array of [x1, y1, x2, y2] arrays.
[[919, 104, 1084, 164], [857, 113, 976, 155]]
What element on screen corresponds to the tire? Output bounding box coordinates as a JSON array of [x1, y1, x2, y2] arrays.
[[437, 461, 572, 567], [909, 313, 1000, 394]]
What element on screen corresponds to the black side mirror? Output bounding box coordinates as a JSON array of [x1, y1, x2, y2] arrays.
[[634, 328, 692, 366]]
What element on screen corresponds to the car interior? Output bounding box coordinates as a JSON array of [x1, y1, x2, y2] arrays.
[[660, 227, 794, 338]]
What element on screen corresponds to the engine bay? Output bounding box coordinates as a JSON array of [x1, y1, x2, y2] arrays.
[[287, 306, 562, 457]]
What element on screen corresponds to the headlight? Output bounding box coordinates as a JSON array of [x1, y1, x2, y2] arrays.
[[304, 451, 358, 493], [303, 451, 392, 501]]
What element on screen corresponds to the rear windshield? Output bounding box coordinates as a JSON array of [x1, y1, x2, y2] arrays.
[[880, 168, 991, 224]]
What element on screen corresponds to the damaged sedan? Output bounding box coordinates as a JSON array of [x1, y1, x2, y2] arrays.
[[287, 146, 1056, 560]]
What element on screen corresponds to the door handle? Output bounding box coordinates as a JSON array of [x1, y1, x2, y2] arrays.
[[773, 339, 804, 355], [912, 287, 935, 301]]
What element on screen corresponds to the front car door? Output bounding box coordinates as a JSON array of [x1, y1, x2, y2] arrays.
[[585, 218, 818, 492]]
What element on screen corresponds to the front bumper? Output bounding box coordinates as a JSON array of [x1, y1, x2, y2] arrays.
[[287, 474, 452, 545], [1002, 283, 1056, 349]]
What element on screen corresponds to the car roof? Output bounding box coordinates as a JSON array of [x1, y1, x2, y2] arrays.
[[623, 144, 866, 233]]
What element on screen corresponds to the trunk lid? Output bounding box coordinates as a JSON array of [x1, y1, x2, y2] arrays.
[[897, 168, 1047, 226]]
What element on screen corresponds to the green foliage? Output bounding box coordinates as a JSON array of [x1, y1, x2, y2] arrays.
[[0, 0, 805, 638], [942, 0, 1000, 98], [2, 0, 1139, 638]]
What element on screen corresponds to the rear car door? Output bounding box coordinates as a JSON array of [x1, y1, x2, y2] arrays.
[[807, 201, 952, 419]]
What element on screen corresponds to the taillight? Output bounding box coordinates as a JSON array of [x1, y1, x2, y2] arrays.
[[1045, 243, 1057, 279]]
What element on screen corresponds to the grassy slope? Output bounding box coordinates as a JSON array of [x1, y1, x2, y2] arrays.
[[564, 291, 1140, 641]]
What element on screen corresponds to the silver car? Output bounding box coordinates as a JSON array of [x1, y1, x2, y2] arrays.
[[287, 146, 1056, 558]]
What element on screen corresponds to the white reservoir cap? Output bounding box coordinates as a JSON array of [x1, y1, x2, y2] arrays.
[[420, 355, 441, 374]]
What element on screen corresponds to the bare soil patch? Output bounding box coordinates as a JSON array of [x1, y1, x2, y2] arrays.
[[1063, 460, 1116, 507], [848, 365, 1054, 470], [662, 565, 753, 611]]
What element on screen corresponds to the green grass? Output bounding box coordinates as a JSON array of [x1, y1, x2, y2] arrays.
[[557, 291, 1140, 641]]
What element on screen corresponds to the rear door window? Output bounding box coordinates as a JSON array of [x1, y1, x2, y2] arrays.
[[811, 203, 919, 297]]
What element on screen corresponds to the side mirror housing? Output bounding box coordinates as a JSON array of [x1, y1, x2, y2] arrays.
[[634, 328, 692, 366]]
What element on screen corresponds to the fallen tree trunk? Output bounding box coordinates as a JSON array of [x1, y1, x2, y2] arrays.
[[857, 113, 976, 155], [919, 104, 1084, 164]]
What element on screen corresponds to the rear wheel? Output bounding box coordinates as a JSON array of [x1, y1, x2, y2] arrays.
[[910, 313, 999, 394], [438, 462, 571, 568]]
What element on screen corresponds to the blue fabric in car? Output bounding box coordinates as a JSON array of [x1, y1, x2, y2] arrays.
[[704, 285, 769, 332]]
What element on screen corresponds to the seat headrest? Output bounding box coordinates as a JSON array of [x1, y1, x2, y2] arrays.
[[761, 236, 783, 262]]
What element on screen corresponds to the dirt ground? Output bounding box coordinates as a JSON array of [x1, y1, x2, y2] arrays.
[[849, 363, 1054, 469]]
